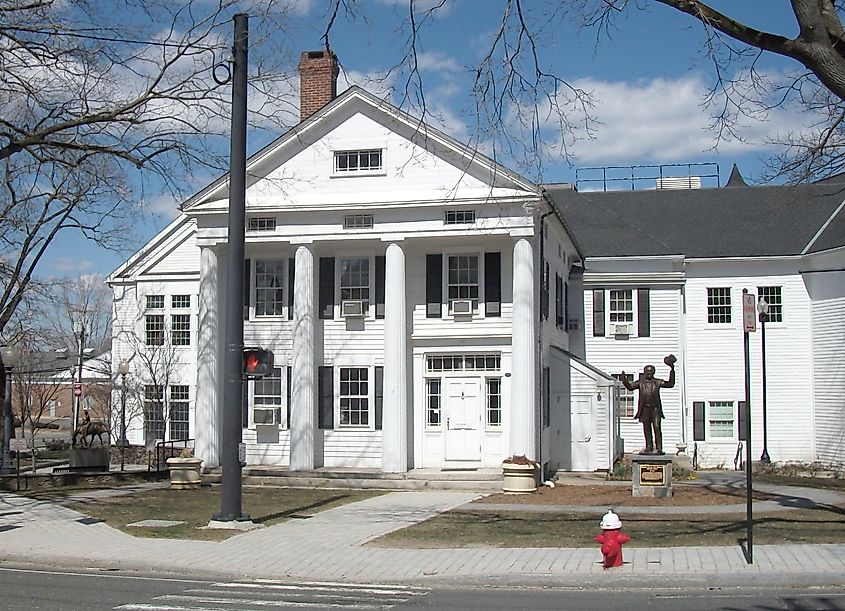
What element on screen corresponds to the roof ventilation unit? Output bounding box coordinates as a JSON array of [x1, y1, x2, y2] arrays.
[[656, 176, 701, 190]]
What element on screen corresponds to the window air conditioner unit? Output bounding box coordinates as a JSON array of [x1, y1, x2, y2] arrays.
[[253, 408, 276, 426], [611, 323, 631, 337], [341, 299, 365, 318], [450, 299, 473, 315]]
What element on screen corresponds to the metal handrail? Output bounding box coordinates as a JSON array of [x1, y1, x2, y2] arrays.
[[153, 438, 195, 471]]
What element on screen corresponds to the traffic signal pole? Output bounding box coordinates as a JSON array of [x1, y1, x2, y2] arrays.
[[214, 13, 250, 524]]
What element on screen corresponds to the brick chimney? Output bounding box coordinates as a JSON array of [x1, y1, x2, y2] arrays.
[[299, 50, 339, 121]]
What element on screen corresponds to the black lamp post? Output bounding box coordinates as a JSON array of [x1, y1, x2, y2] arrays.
[[757, 297, 771, 464], [71, 321, 85, 433], [118, 359, 129, 470], [1, 346, 19, 475]]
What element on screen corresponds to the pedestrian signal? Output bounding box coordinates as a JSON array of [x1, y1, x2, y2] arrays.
[[243, 347, 274, 379]]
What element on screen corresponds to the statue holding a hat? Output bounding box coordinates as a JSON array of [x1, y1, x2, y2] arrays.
[[621, 355, 676, 455]]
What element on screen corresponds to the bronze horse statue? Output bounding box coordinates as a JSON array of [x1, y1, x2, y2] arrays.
[[72, 419, 109, 448]]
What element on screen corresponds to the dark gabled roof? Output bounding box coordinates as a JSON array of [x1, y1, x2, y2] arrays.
[[544, 181, 845, 258]]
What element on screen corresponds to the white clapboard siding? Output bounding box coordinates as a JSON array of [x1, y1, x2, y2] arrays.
[[812, 293, 845, 464], [140, 230, 200, 275], [242, 429, 291, 465], [684, 272, 814, 467], [322, 430, 382, 468], [584, 285, 683, 454]]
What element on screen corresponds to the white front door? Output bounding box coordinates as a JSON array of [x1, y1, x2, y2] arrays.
[[444, 377, 482, 462], [571, 396, 595, 471]]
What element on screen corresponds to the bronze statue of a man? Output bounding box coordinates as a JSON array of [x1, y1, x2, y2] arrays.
[[621, 355, 676, 455]]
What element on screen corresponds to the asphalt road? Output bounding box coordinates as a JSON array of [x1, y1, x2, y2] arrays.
[[1, 563, 844, 610]]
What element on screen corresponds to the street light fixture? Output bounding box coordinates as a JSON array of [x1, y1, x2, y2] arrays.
[[757, 297, 771, 464], [118, 359, 129, 471], [1, 345, 19, 475], [71, 321, 85, 434]]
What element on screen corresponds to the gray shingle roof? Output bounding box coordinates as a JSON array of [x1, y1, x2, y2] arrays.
[[544, 181, 845, 258]]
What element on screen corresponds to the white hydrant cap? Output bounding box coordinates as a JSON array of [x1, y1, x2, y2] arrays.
[[600, 509, 622, 530]]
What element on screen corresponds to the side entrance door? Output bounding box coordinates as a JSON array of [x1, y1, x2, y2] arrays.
[[571, 396, 595, 471], [444, 377, 482, 462]]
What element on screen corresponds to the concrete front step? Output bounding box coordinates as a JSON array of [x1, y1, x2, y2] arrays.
[[202, 466, 504, 492]]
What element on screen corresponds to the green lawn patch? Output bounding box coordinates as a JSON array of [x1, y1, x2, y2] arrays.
[[64, 486, 384, 541], [373, 504, 845, 549]]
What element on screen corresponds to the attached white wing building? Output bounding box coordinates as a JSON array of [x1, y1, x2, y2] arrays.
[[549, 170, 845, 468]]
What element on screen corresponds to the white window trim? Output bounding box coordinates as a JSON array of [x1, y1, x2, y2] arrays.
[[707, 400, 736, 440], [443, 251, 485, 318], [250, 258, 288, 320], [249, 367, 285, 429], [336, 252, 375, 320], [336, 366, 373, 430], [598, 287, 639, 337], [331, 149, 386, 178]]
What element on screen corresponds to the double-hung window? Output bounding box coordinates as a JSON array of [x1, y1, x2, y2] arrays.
[[708, 401, 735, 438], [170, 295, 191, 346], [169, 385, 190, 440], [609, 289, 634, 324], [253, 367, 283, 426], [447, 255, 479, 311], [707, 288, 732, 323], [339, 257, 370, 312], [143, 385, 165, 440], [144, 295, 165, 346], [612, 373, 635, 418], [339, 367, 369, 427], [757, 286, 783, 322], [254, 259, 285, 317]]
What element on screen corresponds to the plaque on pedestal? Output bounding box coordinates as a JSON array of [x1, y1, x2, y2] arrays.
[[631, 454, 673, 498], [69, 447, 110, 472]]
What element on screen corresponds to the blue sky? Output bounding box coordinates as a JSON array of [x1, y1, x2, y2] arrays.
[[43, 0, 806, 279]]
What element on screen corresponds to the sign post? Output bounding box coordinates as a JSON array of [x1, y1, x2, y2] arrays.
[[741, 289, 755, 564]]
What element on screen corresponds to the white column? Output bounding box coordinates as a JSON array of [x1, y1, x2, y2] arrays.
[[290, 245, 315, 471], [382, 243, 408, 473], [511, 238, 536, 459], [196, 246, 220, 468]]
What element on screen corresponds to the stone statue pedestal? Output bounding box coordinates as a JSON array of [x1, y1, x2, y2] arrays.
[[69, 447, 110, 472], [632, 454, 673, 498]]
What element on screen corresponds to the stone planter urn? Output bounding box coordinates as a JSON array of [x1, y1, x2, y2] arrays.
[[166, 453, 203, 490], [502, 456, 538, 493]]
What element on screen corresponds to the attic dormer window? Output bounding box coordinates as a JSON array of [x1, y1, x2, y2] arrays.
[[334, 149, 382, 174], [445, 210, 476, 225]]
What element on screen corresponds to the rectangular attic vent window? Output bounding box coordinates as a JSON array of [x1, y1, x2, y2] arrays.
[[248, 217, 277, 231], [344, 214, 374, 229], [445, 210, 476, 224], [334, 150, 382, 173]]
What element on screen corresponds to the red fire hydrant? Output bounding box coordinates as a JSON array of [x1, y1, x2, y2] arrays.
[[594, 509, 630, 569]]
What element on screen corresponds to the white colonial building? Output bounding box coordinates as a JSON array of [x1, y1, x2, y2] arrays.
[[109, 52, 845, 475], [549, 169, 845, 468], [108, 51, 617, 477]]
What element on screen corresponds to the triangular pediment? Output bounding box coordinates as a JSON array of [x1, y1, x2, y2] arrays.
[[184, 87, 538, 215]]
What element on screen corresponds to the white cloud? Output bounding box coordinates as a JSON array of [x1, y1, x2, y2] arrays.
[[143, 194, 182, 220], [51, 258, 94, 273], [415, 51, 461, 74], [553, 73, 808, 165]]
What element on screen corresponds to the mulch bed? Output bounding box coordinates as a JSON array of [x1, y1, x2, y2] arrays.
[[474, 484, 783, 507]]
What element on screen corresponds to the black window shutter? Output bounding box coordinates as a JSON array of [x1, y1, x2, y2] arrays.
[[287, 258, 295, 321], [738, 401, 748, 441], [318, 366, 334, 429], [375, 255, 386, 319], [242, 380, 249, 429], [243, 258, 251, 320], [564, 281, 569, 328], [592, 289, 605, 336], [426, 254, 442, 318], [375, 366, 384, 430], [693, 401, 705, 441], [286, 366, 292, 429], [555, 274, 563, 328], [484, 251, 501, 317], [541, 260, 550, 320], [319, 257, 335, 319], [638, 288, 651, 337]]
